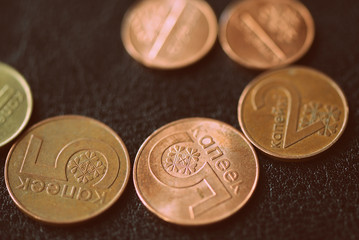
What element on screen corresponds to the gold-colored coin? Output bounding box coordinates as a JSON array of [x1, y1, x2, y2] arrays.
[[121, 0, 218, 69], [219, 0, 315, 69], [134, 118, 259, 225], [0, 63, 32, 147], [238, 66, 349, 160], [5, 115, 130, 224]]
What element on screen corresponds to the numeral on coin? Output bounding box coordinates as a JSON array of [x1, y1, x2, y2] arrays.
[[188, 164, 231, 218], [19, 134, 119, 189], [252, 79, 325, 148], [149, 132, 231, 218]]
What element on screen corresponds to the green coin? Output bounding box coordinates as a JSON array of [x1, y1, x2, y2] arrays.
[[0, 62, 33, 147]]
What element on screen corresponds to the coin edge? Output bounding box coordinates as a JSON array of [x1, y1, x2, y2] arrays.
[[218, 0, 315, 70], [4, 115, 131, 224], [0, 62, 33, 147], [121, 0, 218, 69], [133, 117, 259, 226], [238, 66, 349, 160]]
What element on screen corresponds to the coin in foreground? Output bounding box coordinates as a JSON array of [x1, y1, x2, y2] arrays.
[[238, 66, 348, 160], [134, 118, 259, 225], [5, 115, 130, 224], [219, 0, 314, 69], [0, 62, 32, 147], [121, 0, 217, 69]]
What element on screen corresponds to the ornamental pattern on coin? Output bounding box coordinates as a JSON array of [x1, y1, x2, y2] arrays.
[[238, 67, 349, 160], [5, 116, 130, 224], [134, 118, 259, 225], [121, 0, 218, 69], [0, 63, 32, 147], [219, 0, 315, 69]]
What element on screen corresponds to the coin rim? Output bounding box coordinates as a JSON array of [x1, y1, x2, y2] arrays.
[[121, 0, 218, 69], [238, 66, 349, 160], [133, 117, 259, 226], [4, 115, 131, 224], [0, 62, 33, 147], [219, 0, 315, 70]]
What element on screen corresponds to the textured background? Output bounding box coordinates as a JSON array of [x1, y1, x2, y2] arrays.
[[0, 0, 358, 239]]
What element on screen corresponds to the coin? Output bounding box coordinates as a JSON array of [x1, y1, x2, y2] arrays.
[[5, 115, 130, 224], [219, 0, 315, 69], [133, 118, 259, 225], [121, 0, 217, 69], [0, 63, 32, 147], [238, 66, 349, 160]]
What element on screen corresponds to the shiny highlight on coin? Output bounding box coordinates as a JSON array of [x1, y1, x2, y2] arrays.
[[134, 118, 259, 225], [122, 0, 218, 69], [238, 66, 348, 160], [219, 0, 315, 69], [0, 63, 32, 147], [5, 115, 130, 224]]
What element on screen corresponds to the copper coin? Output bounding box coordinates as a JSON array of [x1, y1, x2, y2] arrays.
[[219, 0, 315, 69], [238, 66, 349, 160], [121, 0, 217, 69], [134, 118, 259, 225], [5, 115, 130, 224], [0, 62, 32, 147]]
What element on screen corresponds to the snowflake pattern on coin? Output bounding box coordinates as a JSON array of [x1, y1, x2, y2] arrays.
[[164, 145, 200, 176], [299, 102, 341, 137], [68, 151, 106, 184], [319, 105, 341, 136], [258, 4, 300, 43]]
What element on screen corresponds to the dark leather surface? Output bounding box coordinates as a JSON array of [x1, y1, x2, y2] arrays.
[[0, 0, 358, 239]]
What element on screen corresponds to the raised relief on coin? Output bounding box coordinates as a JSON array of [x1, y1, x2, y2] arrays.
[[122, 0, 218, 69], [68, 151, 107, 184], [162, 144, 204, 177], [134, 118, 258, 225], [5, 116, 130, 224], [219, 0, 315, 69], [238, 67, 349, 160], [0, 63, 32, 147]]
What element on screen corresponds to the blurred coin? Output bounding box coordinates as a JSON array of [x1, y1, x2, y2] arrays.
[[122, 0, 217, 69], [238, 66, 348, 160], [0, 63, 32, 147], [134, 118, 258, 225], [5, 115, 130, 224], [219, 0, 315, 69]]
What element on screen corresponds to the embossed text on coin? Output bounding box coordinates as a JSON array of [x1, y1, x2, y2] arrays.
[[5, 115, 130, 224], [238, 66, 349, 160], [0, 63, 32, 147], [134, 118, 259, 225]]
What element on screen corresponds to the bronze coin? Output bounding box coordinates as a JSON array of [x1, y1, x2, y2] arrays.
[[121, 0, 217, 69], [238, 66, 349, 160], [5, 115, 130, 224], [0, 62, 32, 147], [219, 0, 315, 69], [133, 118, 259, 225]]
